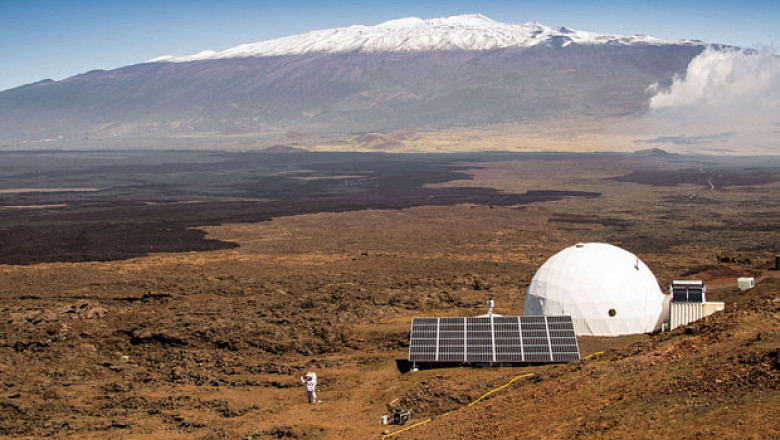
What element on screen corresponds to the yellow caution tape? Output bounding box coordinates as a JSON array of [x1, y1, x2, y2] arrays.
[[381, 352, 603, 438]]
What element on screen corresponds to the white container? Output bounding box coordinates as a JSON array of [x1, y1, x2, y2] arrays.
[[737, 277, 755, 291], [670, 302, 725, 330], [380, 415, 389, 425]]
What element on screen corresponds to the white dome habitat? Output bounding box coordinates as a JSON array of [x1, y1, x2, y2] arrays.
[[524, 243, 666, 336]]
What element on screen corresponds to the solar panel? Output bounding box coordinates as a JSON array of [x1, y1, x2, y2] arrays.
[[494, 317, 523, 363], [671, 281, 706, 303], [673, 287, 704, 302], [466, 317, 493, 362], [672, 287, 688, 302], [408, 316, 580, 364], [408, 317, 437, 362], [687, 289, 703, 302]]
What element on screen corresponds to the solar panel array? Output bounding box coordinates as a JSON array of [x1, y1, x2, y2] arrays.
[[671, 285, 704, 302], [409, 316, 580, 364]]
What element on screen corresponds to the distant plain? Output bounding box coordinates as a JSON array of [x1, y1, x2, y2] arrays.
[[0, 149, 777, 438]]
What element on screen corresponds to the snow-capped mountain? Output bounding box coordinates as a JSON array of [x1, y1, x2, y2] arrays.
[[151, 14, 701, 62], [0, 14, 709, 143]]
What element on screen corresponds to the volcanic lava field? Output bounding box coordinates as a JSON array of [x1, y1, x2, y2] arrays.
[[0, 150, 778, 439]]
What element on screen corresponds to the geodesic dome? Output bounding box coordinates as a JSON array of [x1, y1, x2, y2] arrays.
[[524, 243, 666, 336]]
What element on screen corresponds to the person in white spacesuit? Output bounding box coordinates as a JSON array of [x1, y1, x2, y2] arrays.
[[301, 372, 317, 404]]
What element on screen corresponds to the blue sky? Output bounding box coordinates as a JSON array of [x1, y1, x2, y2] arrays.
[[1, 0, 778, 91]]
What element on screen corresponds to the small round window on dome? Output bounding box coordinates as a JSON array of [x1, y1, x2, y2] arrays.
[[608, 308, 617, 317]]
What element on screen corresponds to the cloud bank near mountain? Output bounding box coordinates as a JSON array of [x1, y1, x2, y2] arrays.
[[649, 47, 780, 117], [627, 47, 780, 155]]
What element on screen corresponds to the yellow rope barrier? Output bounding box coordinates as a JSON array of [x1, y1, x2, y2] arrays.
[[381, 372, 534, 439], [581, 350, 604, 360], [466, 372, 535, 407], [381, 352, 603, 438]]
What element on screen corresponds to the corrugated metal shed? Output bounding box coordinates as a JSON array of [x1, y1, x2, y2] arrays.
[[669, 302, 725, 330]]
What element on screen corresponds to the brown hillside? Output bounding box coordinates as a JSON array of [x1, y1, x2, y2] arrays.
[[391, 279, 779, 440]]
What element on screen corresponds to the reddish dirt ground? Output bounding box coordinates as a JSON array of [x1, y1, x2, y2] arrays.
[[0, 153, 778, 439]]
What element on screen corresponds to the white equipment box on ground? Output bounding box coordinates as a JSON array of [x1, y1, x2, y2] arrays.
[[737, 277, 755, 291]]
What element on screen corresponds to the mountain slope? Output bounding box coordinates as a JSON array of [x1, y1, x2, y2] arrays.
[[0, 15, 707, 143]]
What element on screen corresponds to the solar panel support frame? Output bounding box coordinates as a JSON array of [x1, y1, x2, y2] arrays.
[[543, 316, 553, 362], [517, 316, 524, 363], [490, 316, 496, 363], [434, 318, 440, 362]]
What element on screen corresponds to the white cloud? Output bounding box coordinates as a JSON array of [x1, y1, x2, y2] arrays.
[[649, 47, 780, 113], [629, 47, 780, 154]]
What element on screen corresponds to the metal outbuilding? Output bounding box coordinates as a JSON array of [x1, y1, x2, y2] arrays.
[[668, 280, 725, 330]]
